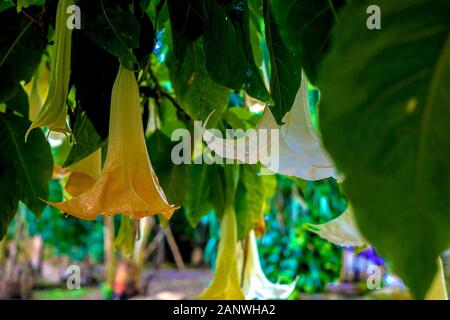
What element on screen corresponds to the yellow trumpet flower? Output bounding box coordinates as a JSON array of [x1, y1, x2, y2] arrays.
[[242, 231, 297, 300], [25, 0, 73, 140], [198, 205, 245, 300], [28, 75, 42, 122], [48, 64, 177, 220]]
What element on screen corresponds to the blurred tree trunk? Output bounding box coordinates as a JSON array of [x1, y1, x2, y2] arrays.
[[29, 235, 44, 276], [103, 216, 116, 287], [0, 211, 33, 299], [133, 217, 154, 290], [0, 236, 6, 266]]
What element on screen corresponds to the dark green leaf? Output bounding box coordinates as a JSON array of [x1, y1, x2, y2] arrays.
[[264, 0, 301, 124], [319, 0, 450, 299], [0, 8, 45, 100], [271, 0, 344, 84], [64, 109, 105, 167], [0, 157, 21, 239], [133, 1, 155, 67], [184, 164, 213, 227], [147, 130, 188, 205], [0, 0, 14, 12], [0, 113, 53, 216], [3, 86, 29, 117], [203, 0, 270, 102], [71, 31, 119, 139], [16, 0, 45, 12], [79, 0, 140, 68], [207, 165, 228, 218], [167, 0, 204, 59]]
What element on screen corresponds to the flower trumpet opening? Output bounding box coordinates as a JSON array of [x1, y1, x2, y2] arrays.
[[203, 73, 338, 180], [25, 0, 74, 141], [197, 205, 245, 300], [65, 148, 102, 197], [48, 64, 177, 220], [242, 230, 297, 300]]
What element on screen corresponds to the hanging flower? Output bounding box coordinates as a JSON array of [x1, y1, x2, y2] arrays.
[[28, 76, 42, 122], [197, 205, 245, 300], [48, 64, 177, 220], [308, 206, 448, 300], [307, 206, 368, 247], [25, 0, 73, 140], [203, 72, 337, 180], [242, 230, 297, 300]]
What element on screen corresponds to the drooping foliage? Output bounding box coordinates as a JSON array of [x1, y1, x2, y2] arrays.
[[0, 0, 448, 299]]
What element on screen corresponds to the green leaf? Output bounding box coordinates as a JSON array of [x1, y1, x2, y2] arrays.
[[133, 2, 155, 67], [3, 86, 29, 117], [202, 0, 270, 102], [318, 0, 450, 299], [223, 106, 259, 130], [235, 164, 276, 239], [271, 0, 344, 84], [264, 0, 301, 124], [71, 31, 119, 139], [0, 157, 21, 239], [79, 0, 140, 68], [207, 165, 228, 219], [63, 109, 105, 167], [184, 164, 213, 227], [0, 8, 45, 100], [0, 1, 15, 13], [147, 130, 188, 205], [0, 113, 53, 216], [167, 40, 230, 124], [167, 0, 204, 59], [16, 0, 44, 12]]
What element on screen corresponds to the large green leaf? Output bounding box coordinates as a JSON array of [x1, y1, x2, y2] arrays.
[[2, 86, 29, 117], [0, 8, 45, 100], [271, 0, 344, 84], [133, 2, 155, 68], [184, 164, 213, 227], [263, 0, 301, 124], [0, 1, 14, 13], [0, 113, 53, 216], [147, 130, 188, 206], [71, 31, 119, 140], [202, 0, 270, 102], [0, 157, 20, 239], [235, 164, 276, 239], [79, 0, 140, 68], [63, 109, 105, 167], [167, 0, 204, 59], [167, 40, 230, 124], [319, 0, 450, 299], [16, 0, 44, 12]]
